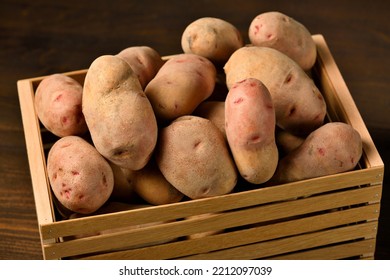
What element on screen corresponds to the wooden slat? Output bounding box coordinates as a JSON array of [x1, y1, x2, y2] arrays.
[[17, 79, 58, 259], [25, 69, 88, 87], [43, 187, 380, 259], [17, 80, 56, 228], [178, 222, 378, 260], [40, 168, 382, 240], [267, 239, 376, 260], [79, 203, 380, 260]]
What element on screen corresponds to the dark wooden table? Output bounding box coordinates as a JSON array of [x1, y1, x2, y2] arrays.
[[1, 0, 389, 259]]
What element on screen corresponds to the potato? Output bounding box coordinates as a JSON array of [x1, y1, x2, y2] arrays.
[[133, 157, 184, 205], [145, 54, 216, 122], [82, 55, 158, 170], [156, 115, 237, 199], [269, 122, 363, 184], [224, 46, 326, 135], [109, 162, 136, 202], [47, 136, 114, 214], [276, 128, 305, 155], [116, 46, 164, 89], [194, 101, 226, 139], [181, 17, 244, 64], [248, 11, 317, 71], [34, 73, 88, 137], [225, 78, 278, 184]]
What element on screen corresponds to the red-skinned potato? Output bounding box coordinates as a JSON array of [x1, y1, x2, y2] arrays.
[[145, 54, 216, 122], [156, 115, 237, 199], [225, 78, 278, 184], [47, 136, 114, 214], [116, 46, 164, 89], [269, 122, 363, 184], [248, 11, 317, 71], [34, 74, 88, 137], [181, 17, 244, 64], [224, 46, 326, 135]]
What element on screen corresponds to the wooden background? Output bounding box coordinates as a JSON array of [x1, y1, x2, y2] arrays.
[[1, 0, 389, 259]]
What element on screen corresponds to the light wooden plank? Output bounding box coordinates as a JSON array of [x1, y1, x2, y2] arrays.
[[17, 79, 58, 259], [17, 80, 55, 225], [267, 239, 376, 260], [178, 221, 378, 260], [44, 186, 380, 259], [79, 203, 380, 260], [25, 69, 88, 86]]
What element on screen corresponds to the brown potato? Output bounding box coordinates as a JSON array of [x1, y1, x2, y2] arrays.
[[145, 54, 216, 122], [82, 55, 158, 170], [109, 162, 136, 202], [181, 17, 244, 64], [133, 157, 184, 205], [224, 46, 326, 135], [116, 46, 164, 89], [34, 73, 88, 137], [248, 11, 317, 71], [269, 122, 363, 184], [156, 115, 237, 199], [276, 128, 305, 155], [225, 78, 278, 184], [47, 136, 114, 214], [194, 101, 226, 139]]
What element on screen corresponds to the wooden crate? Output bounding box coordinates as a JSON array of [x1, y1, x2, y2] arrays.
[[17, 34, 384, 260]]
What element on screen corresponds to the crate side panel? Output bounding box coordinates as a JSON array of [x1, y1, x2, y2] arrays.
[[178, 221, 378, 260], [17, 79, 56, 226], [45, 183, 380, 259], [78, 203, 379, 260], [40, 167, 382, 240]]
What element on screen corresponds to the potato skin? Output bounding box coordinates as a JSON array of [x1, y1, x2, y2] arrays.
[[133, 157, 184, 205], [34, 74, 88, 137], [156, 116, 237, 199], [47, 136, 114, 214], [225, 78, 278, 184], [269, 122, 363, 184], [82, 55, 158, 170], [276, 128, 305, 155], [181, 17, 244, 64], [194, 101, 226, 139], [109, 162, 136, 202], [248, 11, 317, 71], [116, 46, 164, 89], [224, 46, 326, 135], [145, 54, 216, 122]]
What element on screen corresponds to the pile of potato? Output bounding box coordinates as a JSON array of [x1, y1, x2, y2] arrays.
[[35, 11, 363, 217]]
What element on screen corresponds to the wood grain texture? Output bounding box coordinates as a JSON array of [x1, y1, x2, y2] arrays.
[[1, 0, 389, 259]]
